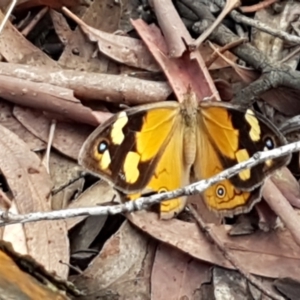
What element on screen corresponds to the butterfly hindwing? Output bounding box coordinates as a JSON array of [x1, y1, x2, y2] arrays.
[[199, 102, 290, 190], [194, 132, 262, 216], [194, 102, 290, 216]]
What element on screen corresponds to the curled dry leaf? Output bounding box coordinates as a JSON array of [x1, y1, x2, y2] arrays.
[[50, 151, 83, 193], [72, 221, 153, 298], [127, 211, 300, 280], [50, 9, 73, 46], [62, 7, 160, 72], [69, 215, 107, 253], [59, 0, 122, 72], [131, 19, 219, 102], [274, 277, 300, 300], [50, 151, 84, 210], [66, 180, 120, 230], [261, 87, 300, 117], [0, 124, 69, 278], [0, 9, 55, 66]]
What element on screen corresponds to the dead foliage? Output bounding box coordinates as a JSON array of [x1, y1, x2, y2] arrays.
[[1, 0, 300, 299]]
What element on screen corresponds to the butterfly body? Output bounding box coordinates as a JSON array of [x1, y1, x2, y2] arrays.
[[79, 97, 291, 219]]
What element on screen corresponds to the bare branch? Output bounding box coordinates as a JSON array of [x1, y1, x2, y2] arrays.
[[0, 140, 299, 226]]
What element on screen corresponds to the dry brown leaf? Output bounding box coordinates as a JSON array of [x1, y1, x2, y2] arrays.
[[131, 19, 219, 102], [50, 152, 83, 194], [0, 9, 56, 66], [66, 180, 120, 230], [0, 100, 45, 151], [52, 178, 84, 210], [72, 221, 154, 298], [128, 211, 300, 280], [59, 0, 122, 72], [0, 124, 69, 278], [63, 7, 160, 72], [50, 9, 73, 46], [271, 168, 300, 208], [69, 216, 107, 253], [151, 243, 210, 299], [13, 107, 93, 160]]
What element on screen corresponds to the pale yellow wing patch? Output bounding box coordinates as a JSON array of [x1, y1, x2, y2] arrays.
[[111, 111, 128, 145], [245, 109, 260, 142]]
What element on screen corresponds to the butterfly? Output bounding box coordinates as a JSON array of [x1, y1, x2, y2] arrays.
[[79, 95, 291, 219]]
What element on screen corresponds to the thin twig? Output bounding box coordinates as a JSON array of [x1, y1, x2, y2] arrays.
[[279, 46, 300, 64], [188, 204, 284, 300], [184, 0, 300, 104], [213, 0, 300, 45], [43, 119, 56, 174], [193, 0, 241, 48], [240, 0, 279, 13], [0, 140, 299, 226], [205, 38, 247, 68], [21, 6, 49, 36], [0, 0, 17, 34]]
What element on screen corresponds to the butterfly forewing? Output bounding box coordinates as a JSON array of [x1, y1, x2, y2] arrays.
[[79, 102, 181, 193]]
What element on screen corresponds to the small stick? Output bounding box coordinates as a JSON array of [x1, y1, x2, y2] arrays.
[[240, 0, 279, 13], [205, 38, 247, 68], [0, 0, 17, 34], [21, 7, 49, 36], [0, 140, 299, 226], [193, 0, 241, 49]]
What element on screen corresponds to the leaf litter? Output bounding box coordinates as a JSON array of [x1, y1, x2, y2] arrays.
[[1, 0, 300, 299]]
